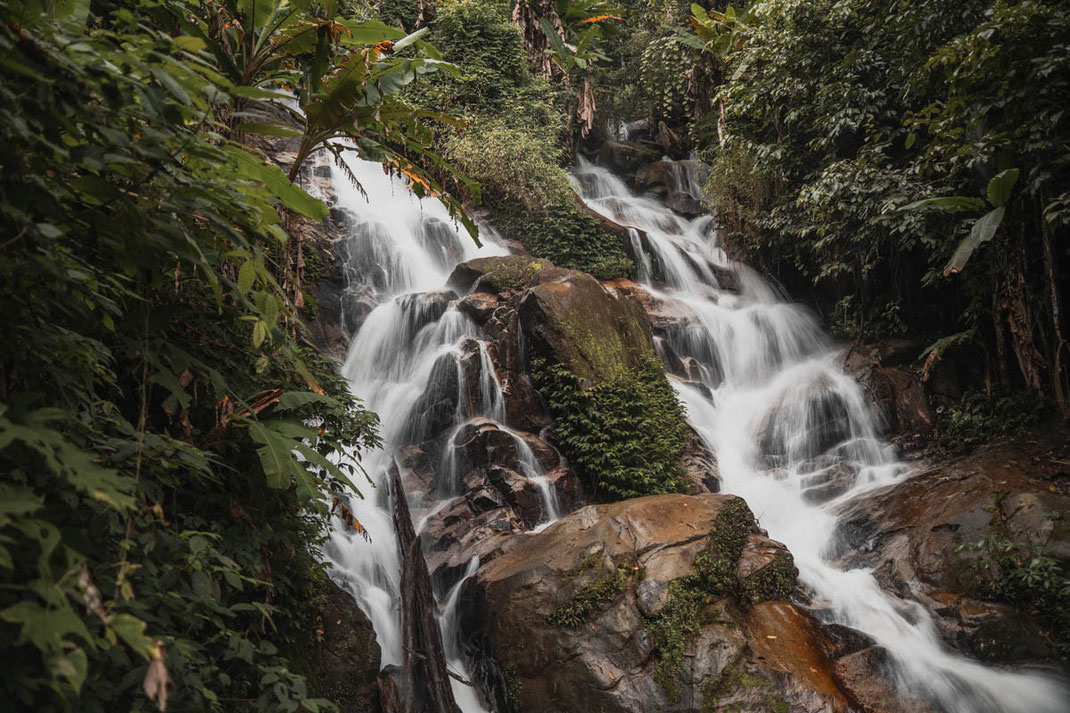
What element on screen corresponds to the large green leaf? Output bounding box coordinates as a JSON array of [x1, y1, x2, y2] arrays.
[[238, 0, 276, 31], [338, 19, 406, 46], [230, 149, 328, 220], [248, 421, 296, 489], [896, 195, 986, 213], [944, 206, 1005, 276], [987, 168, 1020, 207]]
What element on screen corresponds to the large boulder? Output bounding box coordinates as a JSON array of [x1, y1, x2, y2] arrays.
[[517, 270, 655, 388], [834, 427, 1070, 665], [840, 340, 936, 450], [455, 494, 900, 713]]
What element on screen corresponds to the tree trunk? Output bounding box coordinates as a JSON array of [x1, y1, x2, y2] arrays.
[[391, 469, 462, 713]]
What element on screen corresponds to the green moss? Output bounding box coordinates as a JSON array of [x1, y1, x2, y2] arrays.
[[548, 560, 637, 628], [501, 205, 634, 280], [531, 355, 688, 499], [695, 498, 757, 596], [484, 258, 544, 294], [502, 662, 521, 711], [645, 580, 704, 702], [768, 696, 790, 713], [741, 552, 797, 604], [741, 672, 773, 688], [703, 664, 742, 711]]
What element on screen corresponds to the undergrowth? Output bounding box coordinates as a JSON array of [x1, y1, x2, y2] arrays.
[[531, 355, 687, 499]]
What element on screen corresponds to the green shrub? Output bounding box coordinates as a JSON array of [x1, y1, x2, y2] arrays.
[[956, 493, 1070, 655], [531, 355, 688, 499], [442, 119, 574, 213], [502, 205, 634, 280], [940, 390, 1046, 449]]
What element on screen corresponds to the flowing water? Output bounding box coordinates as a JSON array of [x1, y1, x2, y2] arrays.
[[572, 157, 1069, 713], [323, 156, 558, 711]]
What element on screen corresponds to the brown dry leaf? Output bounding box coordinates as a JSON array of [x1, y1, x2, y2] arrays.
[[143, 642, 172, 712]]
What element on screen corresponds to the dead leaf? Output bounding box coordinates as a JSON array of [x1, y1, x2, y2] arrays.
[[143, 642, 172, 712]]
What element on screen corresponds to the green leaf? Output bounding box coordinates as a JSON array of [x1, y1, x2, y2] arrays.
[[248, 421, 296, 489], [944, 206, 1005, 276], [231, 149, 328, 220], [173, 36, 207, 53], [235, 122, 302, 138], [150, 369, 191, 409], [47, 646, 88, 693], [277, 391, 338, 410], [896, 196, 986, 213], [109, 614, 156, 660], [237, 260, 256, 295], [338, 19, 406, 46], [238, 0, 276, 31], [987, 168, 1020, 207], [1, 601, 94, 651]]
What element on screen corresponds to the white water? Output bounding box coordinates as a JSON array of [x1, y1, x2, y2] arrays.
[[573, 157, 1069, 713], [323, 156, 559, 711]]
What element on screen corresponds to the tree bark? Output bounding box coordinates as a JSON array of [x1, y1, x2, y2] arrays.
[[391, 469, 462, 713]]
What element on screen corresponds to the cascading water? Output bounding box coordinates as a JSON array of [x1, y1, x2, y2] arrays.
[[323, 155, 560, 711], [572, 157, 1068, 713]]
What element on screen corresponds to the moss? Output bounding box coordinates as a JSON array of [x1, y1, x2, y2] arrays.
[[645, 580, 704, 702], [695, 498, 757, 596], [741, 552, 797, 604], [548, 560, 637, 628], [502, 662, 521, 711], [768, 696, 790, 713], [500, 205, 634, 280], [484, 258, 544, 294], [703, 664, 742, 711], [531, 355, 688, 499], [741, 672, 773, 688]]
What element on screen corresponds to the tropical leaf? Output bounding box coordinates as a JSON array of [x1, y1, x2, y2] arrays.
[[230, 149, 328, 220], [944, 206, 1006, 276], [987, 168, 1020, 207]]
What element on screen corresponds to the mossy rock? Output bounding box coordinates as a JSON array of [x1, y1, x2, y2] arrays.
[[518, 270, 655, 387]]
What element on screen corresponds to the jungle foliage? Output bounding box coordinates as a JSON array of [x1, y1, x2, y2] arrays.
[[0, 0, 466, 710], [531, 356, 687, 499], [421, 0, 634, 278], [687, 0, 1070, 414]]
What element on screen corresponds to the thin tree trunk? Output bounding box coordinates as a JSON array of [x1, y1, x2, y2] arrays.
[[1041, 217, 1070, 416], [391, 469, 462, 713]]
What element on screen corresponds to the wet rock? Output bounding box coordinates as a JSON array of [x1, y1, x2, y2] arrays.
[[598, 140, 660, 178], [666, 191, 703, 216], [447, 255, 558, 296], [603, 278, 695, 330], [634, 161, 674, 195], [457, 291, 500, 325], [453, 494, 876, 713], [834, 432, 1070, 665], [841, 342, 935, 446], [518, 270, 655, 387], [315, 579, 382, 712], [403, 352, 460, 444], [680, 427, 720, 494]]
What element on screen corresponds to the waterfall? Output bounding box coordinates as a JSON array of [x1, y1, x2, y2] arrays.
[[323, 155, 558, 712], [572, 156, 1068, 713]]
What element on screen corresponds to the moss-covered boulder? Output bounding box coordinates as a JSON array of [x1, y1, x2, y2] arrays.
[[455, 493, 900, 713]]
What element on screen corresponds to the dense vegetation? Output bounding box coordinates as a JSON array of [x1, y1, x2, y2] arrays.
[[0, 1, 468, 710], [417, 0, 635, 278], [531, 356, 687, 498], [585, 0, 1070, 417]]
